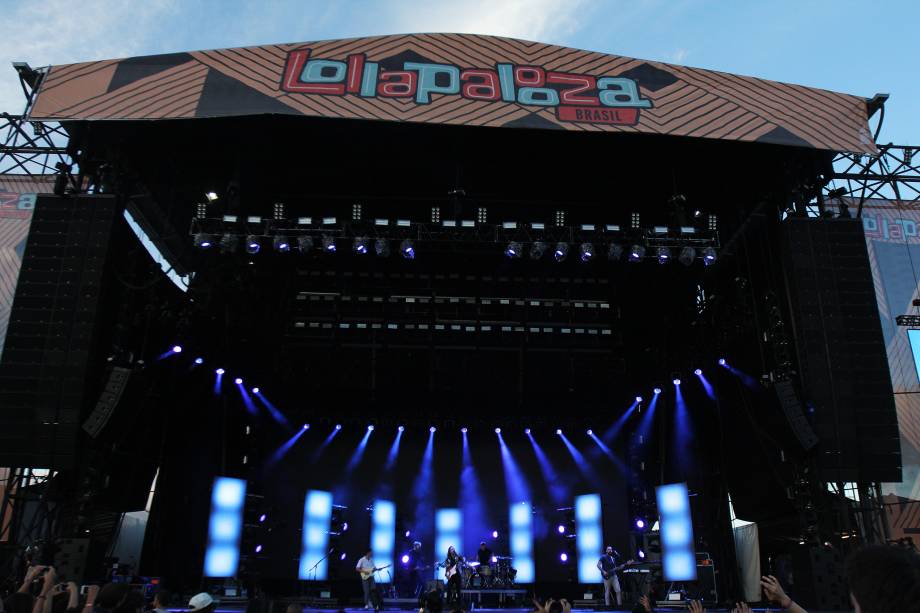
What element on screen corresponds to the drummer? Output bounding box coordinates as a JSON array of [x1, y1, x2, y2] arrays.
[[477, 542, 493, 587]]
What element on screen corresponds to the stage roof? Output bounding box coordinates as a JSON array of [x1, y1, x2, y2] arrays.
[[27, 33, 877, 154]]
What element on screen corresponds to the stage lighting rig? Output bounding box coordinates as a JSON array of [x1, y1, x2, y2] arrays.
[[273, 236, 291, 252], [579, 243, 594, 262], [353, 237, 369, 254], [505, 241, 522, 258], [628, 244, 645, 263], [678, 246, 696, 266], [375, 238, 391, 257], [322, 236, 337, 253], [400, 239, 415, 260], [529, 241, 547, 260], [656, 246, 670, 264], [553, 242, 569, 262], [702, 246, 717, 266], [608, 243, 624, 261], [194, 233, 214, 249], [297, 235, 314, 252], [245, 235, 261, 254]]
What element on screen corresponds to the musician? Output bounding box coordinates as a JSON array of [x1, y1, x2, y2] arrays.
[[443, 546, 463, 605], [356, 548, 381, 611], [476, 542, 492, 587], [596, 545, 632, 607], [407, 541, 425, 597]]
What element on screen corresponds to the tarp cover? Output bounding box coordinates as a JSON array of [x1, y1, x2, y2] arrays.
[[28, 33, 876, 153]]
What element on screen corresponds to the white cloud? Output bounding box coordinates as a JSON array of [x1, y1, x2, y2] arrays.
[[389, 0, 595, 43], [669, 48, 689, 64], [0, 0, 177, 115]]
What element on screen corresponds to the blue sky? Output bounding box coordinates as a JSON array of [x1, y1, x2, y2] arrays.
[[1, 0, 916, 144]]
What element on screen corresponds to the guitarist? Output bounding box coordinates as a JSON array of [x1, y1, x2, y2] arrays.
[[442, 546, 464, 605], [356, 548, 384, 611], [596, 546, 634, 608], [407, 541, 426, 598]]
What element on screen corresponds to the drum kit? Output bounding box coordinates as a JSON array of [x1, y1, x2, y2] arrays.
[[465, 556, 516, 588]]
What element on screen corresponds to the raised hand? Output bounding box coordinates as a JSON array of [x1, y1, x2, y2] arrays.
[[688, 600, 706, 613], [638, 595, 652, 612], [760, 575, 790, 607], [731, 603, 752, 613]]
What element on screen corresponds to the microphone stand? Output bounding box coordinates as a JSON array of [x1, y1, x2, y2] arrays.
[[308, 548, 334, 582]]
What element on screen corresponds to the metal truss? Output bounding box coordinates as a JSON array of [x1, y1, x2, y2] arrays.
[[827, 144, 919, 216]]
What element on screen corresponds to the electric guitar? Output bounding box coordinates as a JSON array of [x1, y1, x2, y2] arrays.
[[443, 557, 465, 580], [359, 563, 391, 580], [601, 559, 636, 579]]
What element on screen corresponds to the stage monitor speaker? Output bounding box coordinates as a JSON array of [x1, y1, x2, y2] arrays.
[[0, 194, 120, 469], [781, 218, 901, 482], [774, 380, 818, 450]]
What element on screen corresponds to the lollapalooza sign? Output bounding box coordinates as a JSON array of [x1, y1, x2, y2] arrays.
[[281, 49, 653, 125]]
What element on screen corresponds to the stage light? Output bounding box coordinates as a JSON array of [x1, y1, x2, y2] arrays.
[[245, 235, 261, 254], [628, 244, 645, 262], [636, 518, 646, 529], [654, 387, 662, 394], [216, 368, 225, 375], [234, 377, 243, 385], [638, 549, 646, 559], [461, 427, 468, 433], [702, 246, 717, 266], [194, 233, 214, 249], [342, 522, 349, 531], [579, 243, 594, 262], [400, 239, 415, 260], [398, 425, 405, 432], [560, 552, 568, 562], [205, 191, 218, 202], [252, 387, 260, 394], [366, 425, 374, 432], [556, 429, 562, 435], [302, 424, 310, 430], [525, 428, 531, 434], [297, 235, 314, 252], [375, 238, 391, 257], [495, 427, 501, 434], [194, 357, 204, 365], [492, 555, 498, 563], [635, 395, 642, 402], [678, 246, 696, 266], [553, 242, 569, 262], [505, 241, 522, 258], [401, 554, 410, 564], [608, 243, 624, 261], [259, 514, 267, 523], [657, 246, 671, 264], [492, 530, 499, 538], [694, 368, 702, 376], [405, 530, 411, 538], [673, 378, 681, 385], [353, 237, 369, 254], [529, 241, 547, 260], [172, 345, 182, 353], [340, 552, 347, 561], [220, 233, 239, 253], [335, 424, 342, 430], [321, 236, 336, 253], [273, 236, 291, 252], [718, 358, 726, 365], [255, 544, 262, 553], [557, 525, 566, 534], [430, 426, 436, 433], [586, 429, 593, 436]]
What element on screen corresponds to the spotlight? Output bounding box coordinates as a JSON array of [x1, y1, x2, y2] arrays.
[[702, 246, 717, 266], [492, 530, 499, 538], [429, 426, 436, 433], [653, 387, 662, 395], [234, 377, 243, 385], [194, 233, 214, 249], [673, 378, 681, 385], [368, 425, 375, 431], [492, 556, 497, 563], [635, 395, 642, 403], [557, 525, 566, 534], [405, 530, 411, 538], [718, 358, 726, 366], [462, 427, 468, 433], [220, 233, 239, 253], [255, 545, 263, 553], [273, 236, 291, 252], [297, 235, 314, 252], [560, 553, 568, 562], [401, 554, 410, 564], [556, 429, 562, 435], [607, 243, 624, 261], [353, 237, 369, 254], [638, 549, 646, 559], [678, 246, 696, 266], [340, 552, 347, 561], [579, 243, 594, 262], [194, 357, 204, 365], [335, 424, 342, 430], [216, 368, 225, 375], [628, 244, 645, 262], [529, 241, 547, 260], [245, 235, 261, 254], [375, 238, 390, 257], [342, 522, 349, 531], [495, 427, 501, 434], [400, 239, 415, 260], [505, 241, 522, 258], [694, 368, 702, 376], [398, 425, 405, 432], [656, 246, 671, 264], [586, 429, 593, 436], [252, 387, 260, 394], [302, 424, 310, 430], [321, 236, 336, 253], [635, 518, 646, 529], [259, 514, 267, 523], [172, 345, 182, 353], [525, 428, 531, 434], [205, 191, 218, 202], [553, 242, 569, 262]]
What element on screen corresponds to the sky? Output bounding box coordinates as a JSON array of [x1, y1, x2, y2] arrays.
[[0, 0, 916, 145]]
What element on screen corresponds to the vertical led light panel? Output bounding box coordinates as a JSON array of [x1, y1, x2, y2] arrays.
[[575, 493, 603, 582], [299, 490, 333, 580], [656, 483, 697, 581], [204, 477, 246, 577], [371, 500, 395, 583], [509, 501, 534, 582], [434, 508, 462, 579]]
